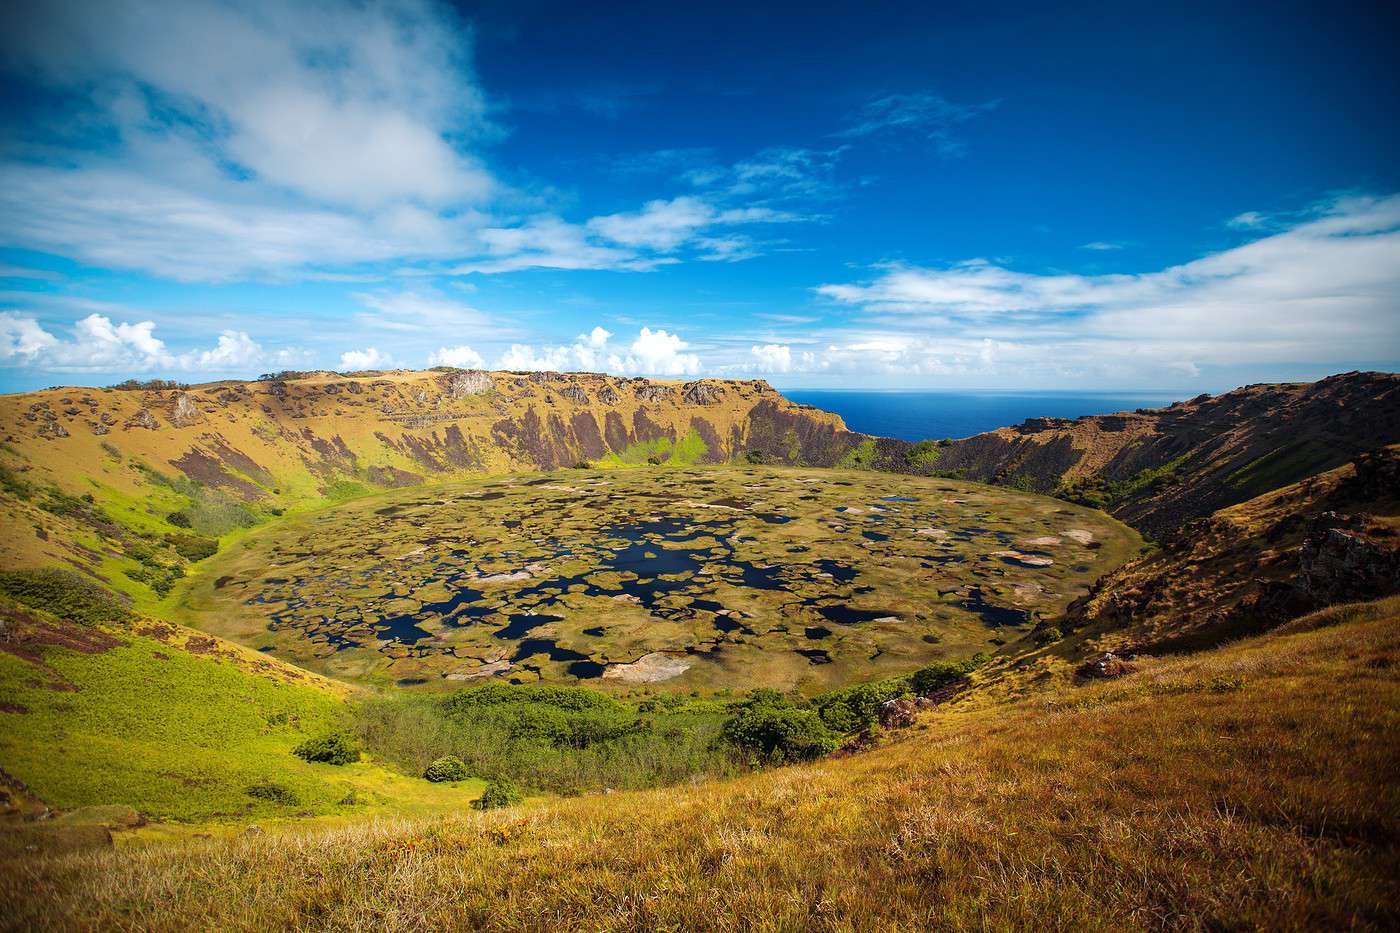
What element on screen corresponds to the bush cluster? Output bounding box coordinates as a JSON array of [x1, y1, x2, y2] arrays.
[[357, 683, 743, 796], [909, 653, 987, 695], [0, 568, 132, 626], [473, 778, 523, 810], [423, 755, 470, 783], [292, 732, 360, 766], [721, 689, 838, 762], [246, 779, 299, 806]]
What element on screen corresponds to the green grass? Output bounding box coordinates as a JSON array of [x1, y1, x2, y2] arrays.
[[358, 685, 747, 796], [836, 437, 878, 469], [0, 600, 484, 823], [1225, 439, 1340, 499], [601, 427, 710, 466]]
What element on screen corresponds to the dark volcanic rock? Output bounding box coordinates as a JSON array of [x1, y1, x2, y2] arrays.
[[1076, 652, 1137, 680], [124, 409, 160, 430], [1299, 513, 1400, 605], [878, 697, 917, 729], [635, 382, 674, 402], [682, 381, 725, 405]]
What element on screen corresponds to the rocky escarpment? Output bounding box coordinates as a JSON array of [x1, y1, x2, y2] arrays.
[[869, 372, 1400, 537], [0, 369, 862, 574], [1058, 446, 1400, 655]]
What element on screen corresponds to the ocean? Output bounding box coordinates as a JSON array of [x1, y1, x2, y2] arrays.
[[782, 390, 1184, 442]]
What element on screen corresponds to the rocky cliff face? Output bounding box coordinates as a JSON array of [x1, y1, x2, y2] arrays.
[[1058, 446, 1400, 655], [876, 372, 1400, 537], [0, 369, 860, 572]]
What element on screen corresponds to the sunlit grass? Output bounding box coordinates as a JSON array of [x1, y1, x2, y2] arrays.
[[6, 600, 1396, 930]]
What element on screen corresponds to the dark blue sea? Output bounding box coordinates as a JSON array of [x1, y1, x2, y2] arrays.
[[783, 390, 1184, 442]]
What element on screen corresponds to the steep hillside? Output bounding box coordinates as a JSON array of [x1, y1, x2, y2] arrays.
[[6, 598, 1397, 929], [889, 372, 1400, 536], [947, 446, 1400, 708], [0, 370, 862, 604]]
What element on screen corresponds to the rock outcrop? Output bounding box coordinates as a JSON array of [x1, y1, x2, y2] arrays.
[[442, 370, 493, 398]]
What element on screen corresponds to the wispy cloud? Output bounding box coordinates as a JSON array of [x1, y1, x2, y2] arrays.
[[810, 194, 1400, 381], [837, 92, 999, 154]]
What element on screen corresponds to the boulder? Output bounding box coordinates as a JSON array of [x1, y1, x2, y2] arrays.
[[560, 385, 589, 404], [597, 385, 620, 405], [1077, 652, 1137, 679], [878, 697, 917, 729], [602, 652, 691, 684]]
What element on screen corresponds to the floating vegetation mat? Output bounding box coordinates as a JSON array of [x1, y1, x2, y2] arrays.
[[185, 467, 1139, 691]]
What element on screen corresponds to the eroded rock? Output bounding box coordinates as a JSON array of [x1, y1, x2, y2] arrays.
[[878, 697, 917, 729], [602, 652, 691, 683]]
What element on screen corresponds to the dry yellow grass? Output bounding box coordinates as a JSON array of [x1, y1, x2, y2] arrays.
[[4, 597, 1398, 931]]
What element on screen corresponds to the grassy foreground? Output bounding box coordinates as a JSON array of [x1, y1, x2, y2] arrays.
[[5, 598, 1397, 930]]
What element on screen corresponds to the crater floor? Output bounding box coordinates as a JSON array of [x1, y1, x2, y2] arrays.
[[182, 467, 1140, 691]]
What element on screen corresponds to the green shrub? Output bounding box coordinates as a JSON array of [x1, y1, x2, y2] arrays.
[[1034, 625, 1064, 645], [722, 694, 838, 762], [423, 755, 470, 783], [292, 732, 360, 766], [167, 511, 192, 528], [246, 779, 299, 806], [0, 568, 132, 626], [163, 532, 218, 562], [910, 653, 987, 696], [0, 463, 34, 500], [473, 778, 523, 810], [903, 440, 942, 469], [814, 677, 911, 734], [441, 684, 639, 749]]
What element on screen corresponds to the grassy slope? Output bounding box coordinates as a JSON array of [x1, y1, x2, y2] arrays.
[[4, 597, 1397, 930], [0, 600, 482, 826]]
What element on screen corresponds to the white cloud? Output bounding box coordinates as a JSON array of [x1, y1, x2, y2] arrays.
[[428, 344, 485, 368], [495, 325, 701, 376], [0, 312, 305, 373], [587, 197, 716, 251], [353, 288, 492, 333], [813, 194, 1400, 381], [1081, 241, 1123, 251], [1228, 211, 1267, 229], [3, 0, 491, 211], [339, 347, 394, 371], [617, 327, 702, 376], [749, 344, 794, 373]]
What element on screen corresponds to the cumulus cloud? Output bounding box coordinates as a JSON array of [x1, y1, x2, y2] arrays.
[[495, 326, 700, 376], [338, 347, 395, 371], [749, 344, 794, 373], [619, 327, 701, 375], [427, 345, 485, 368], [813, 194, 1400, 381], [0, 312, 305, 373]]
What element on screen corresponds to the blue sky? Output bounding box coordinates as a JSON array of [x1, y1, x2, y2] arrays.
[[1, 0, 1398, 393]]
